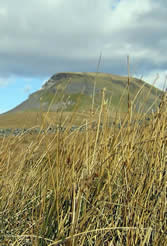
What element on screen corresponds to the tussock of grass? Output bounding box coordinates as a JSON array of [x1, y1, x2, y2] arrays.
[[0, 90, 166, 245]]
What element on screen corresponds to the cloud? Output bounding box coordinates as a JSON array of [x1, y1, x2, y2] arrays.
[[0, 108, 8, 114], [0, 77, 10, 87], [23, 84, 31, 93], [0, 0, 166, 89], [140, 70, 167, 90]]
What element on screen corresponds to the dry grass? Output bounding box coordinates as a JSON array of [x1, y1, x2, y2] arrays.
[[0, 90, 166, 245], [0, 110, 141, 129]]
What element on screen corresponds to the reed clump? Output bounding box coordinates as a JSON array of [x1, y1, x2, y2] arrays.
[[0, 91, 166, 245]]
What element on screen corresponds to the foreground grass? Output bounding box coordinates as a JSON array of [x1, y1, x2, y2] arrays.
[[0, 96, 166, 245]]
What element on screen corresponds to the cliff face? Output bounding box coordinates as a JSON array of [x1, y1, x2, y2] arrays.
[[3, 72, 163, 114], [42, 72, 95, 95]]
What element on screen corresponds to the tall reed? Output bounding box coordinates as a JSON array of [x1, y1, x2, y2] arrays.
[[0, 78, 166, 246]]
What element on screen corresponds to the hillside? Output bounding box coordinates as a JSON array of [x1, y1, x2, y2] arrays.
[[4, 72, 163, 114]]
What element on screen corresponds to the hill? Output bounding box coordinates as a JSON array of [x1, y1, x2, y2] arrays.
[[0, 72, 163, 128], [4, 72, 163, 114]]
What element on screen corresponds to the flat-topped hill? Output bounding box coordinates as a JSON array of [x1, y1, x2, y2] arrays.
[[4, 72, 162, 115]]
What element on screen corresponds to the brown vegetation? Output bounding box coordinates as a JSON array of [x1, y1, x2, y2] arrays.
[[0, 89, 166, 245]]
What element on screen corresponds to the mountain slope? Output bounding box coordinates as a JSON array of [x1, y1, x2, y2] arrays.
[[5, 72, 163, 114]]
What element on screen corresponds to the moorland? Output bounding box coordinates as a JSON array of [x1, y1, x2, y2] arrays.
[[0, 72, 166, 245]]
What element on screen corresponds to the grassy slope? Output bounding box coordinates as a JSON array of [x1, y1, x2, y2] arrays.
[[0, 111, 96, 129], [39, 72, 162, 113], [0, 72, 162, 128], [4, 73, 163, 113]]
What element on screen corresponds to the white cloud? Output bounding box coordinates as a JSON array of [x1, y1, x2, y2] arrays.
[[0, 78, 10, 87], [23, 84, 31, 93], [0, 108, 8, 114], [137, 70, 167, 90]]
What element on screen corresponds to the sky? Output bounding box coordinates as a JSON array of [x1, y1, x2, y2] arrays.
[[0, 0, 167, 113]]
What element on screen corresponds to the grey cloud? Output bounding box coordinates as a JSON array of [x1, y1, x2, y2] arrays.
[[0, 0, 166, 86]]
